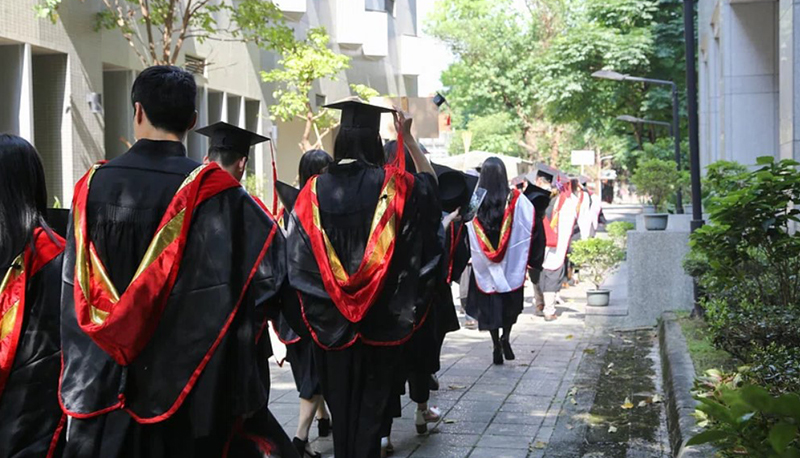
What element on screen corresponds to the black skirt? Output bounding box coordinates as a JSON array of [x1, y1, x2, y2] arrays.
[[465, 272, 524, 331], [285, 339, 322, 400]]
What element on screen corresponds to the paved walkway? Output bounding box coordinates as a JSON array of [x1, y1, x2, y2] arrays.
[[267, 276, 669, 458]]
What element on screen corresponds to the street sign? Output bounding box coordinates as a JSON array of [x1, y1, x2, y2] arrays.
[[571, 150, 595, 166]]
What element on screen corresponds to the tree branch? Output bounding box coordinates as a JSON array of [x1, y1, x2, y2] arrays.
[[162, 0, 177, 64], [140, 0, 158, 63]]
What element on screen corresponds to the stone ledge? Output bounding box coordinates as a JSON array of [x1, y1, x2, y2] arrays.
[[659, 312, 716, 458]]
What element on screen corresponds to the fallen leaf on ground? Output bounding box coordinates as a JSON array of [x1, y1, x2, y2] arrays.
[[518, 363, 529, 367], [443, 419, 456, 424], [570, 397, 578, 405], [607, 363, 614, 369], [447, 385, 465, 390], [583, 348, 596, 355], [652, 394, 662, 404], [608, 425, 618, 433], [565, 424, 574, 430], [623, 339, 633, 344], [567, 387, 578, 397], [566, 335, 574, 340], [621, 397, 634, 409], [637, 400, 647, 408], [532, 441, 547, 449]]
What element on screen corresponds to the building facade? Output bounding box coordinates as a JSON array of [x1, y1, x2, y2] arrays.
[[0, 0, 430, 204], [698, 0, 800, 170]]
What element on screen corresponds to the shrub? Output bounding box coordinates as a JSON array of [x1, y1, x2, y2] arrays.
[[631, 158, 680, 213], [569, 238, 625, 290], [689, 372, 800, 457], [606, 221, 634, 248]]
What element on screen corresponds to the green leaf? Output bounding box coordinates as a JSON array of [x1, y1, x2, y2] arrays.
[[740, 385, 775, 413], [686, 429, 732, 446], [769, 422, 798, 454]]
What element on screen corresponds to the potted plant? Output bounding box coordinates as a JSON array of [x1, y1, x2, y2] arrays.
[[570, 238, 625, 306], [631, 159, 680, 230]]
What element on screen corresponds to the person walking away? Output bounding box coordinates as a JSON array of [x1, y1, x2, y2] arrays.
[[465, 158, 545, 365], [59, 66, 290, 458], [0, 134, 66, 458], [284, 99, 441, 458], [197, 121, 300, 458], [540, 178, 579, 321], [272, 149, 334, 458]]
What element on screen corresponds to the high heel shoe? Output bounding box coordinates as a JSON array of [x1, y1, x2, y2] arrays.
[[293, 437, 322, 458], [317, 417, 331, 438], [501, 337, 515, 360], [493, 346, 504, 365]]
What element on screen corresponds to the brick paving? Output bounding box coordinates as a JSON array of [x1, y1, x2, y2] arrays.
[[267, 277, 669, 458]]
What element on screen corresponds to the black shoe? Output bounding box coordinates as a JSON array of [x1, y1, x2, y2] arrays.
[[317, 417, 331, 438], [429, 374, 440, 391], [501, 338, 515, 360], [293, 437, 322, 458], [493, 346, 504, 365]]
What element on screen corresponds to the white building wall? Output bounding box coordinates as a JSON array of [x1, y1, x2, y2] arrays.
[[699, 0, 784, 171]]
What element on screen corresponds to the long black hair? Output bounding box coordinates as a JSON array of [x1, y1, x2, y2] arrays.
[[476, 157, 510, 232], [0, 134, 51, 267], [299, 149, 333, 186], [333, 127, 385, 167]]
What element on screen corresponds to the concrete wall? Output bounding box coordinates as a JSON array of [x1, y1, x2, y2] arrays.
[[698, 0, 779, 170]]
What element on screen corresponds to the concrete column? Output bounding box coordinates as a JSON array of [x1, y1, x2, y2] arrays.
[[20, 43, 34, 142], [779, 0, 800, 160], [61, 59, 74, 203]]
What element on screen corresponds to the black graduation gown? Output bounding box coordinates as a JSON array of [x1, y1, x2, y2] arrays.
[[0, 232, 65, 458], [59, 140, 294, 458], [286, 160, 441, 458], [465, 205, 545, 331]]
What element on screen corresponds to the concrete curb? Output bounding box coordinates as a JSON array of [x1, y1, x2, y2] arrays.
[[658, 312, 716, 458]]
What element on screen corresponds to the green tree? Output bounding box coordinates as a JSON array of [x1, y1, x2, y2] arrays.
[[447, 112, 523, 156], [427, 0, 563, 161], [261, 28, 379, 152], [34, 0, 292, 67]]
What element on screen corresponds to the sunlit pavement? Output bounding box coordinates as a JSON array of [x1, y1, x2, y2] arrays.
[[268, 275, 669, 458]]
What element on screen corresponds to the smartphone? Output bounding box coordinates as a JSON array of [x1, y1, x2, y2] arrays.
[[462, 187, 487, 221]]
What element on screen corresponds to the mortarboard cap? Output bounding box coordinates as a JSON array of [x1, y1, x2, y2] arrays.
[[195, 121, 269, 158], [324, 97, 395, 132], [275, 181, 300, 213], [523, 183, 553, 215], [432, 163, 470, 213]]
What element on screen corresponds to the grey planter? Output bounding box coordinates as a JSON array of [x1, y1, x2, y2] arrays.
[[586, 289, 611, 307], [644, 213, 669, 231]]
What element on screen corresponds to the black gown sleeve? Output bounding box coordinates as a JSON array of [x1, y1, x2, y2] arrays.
[[529, 213, 546, 271]]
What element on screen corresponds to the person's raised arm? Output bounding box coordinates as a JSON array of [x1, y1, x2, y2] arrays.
[[393, 110, 437, 182]]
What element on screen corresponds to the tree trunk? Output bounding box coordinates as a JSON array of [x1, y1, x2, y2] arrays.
[[549, 125, 562, 167]]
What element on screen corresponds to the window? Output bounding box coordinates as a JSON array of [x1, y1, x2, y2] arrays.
[[365, 0, 393, 14], [315, 94, 327, 110]]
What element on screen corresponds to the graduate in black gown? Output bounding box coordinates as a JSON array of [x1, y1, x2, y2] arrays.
[[0, 134, 66, 458], [285, 99, 441, 458], [465, 158, 545, 365], [273, 149, 333, 458], [197, 121, 300, 458], [59, 66, 289, 458]]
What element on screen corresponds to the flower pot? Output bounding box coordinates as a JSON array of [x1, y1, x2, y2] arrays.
[[586, 289, 611, 307], [643, 213, 668, 231]]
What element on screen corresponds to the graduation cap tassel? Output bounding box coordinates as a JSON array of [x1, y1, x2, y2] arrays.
[[269, 139, 279, 215]]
